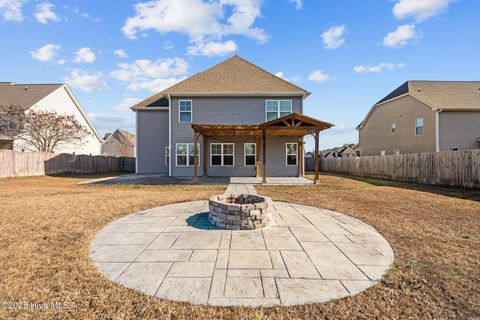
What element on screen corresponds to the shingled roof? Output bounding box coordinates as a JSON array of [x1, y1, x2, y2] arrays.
[[133, 55, 310, 109], [376, 81, 480, 110], [0, 82, 64, 110]]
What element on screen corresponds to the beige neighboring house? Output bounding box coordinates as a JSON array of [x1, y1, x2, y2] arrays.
[[357, 81, 480, 156], [101, 129, 135, 157], [0, 82, 101, 154]]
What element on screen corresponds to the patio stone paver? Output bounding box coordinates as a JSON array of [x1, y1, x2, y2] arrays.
[[90, 189, 394, 307]]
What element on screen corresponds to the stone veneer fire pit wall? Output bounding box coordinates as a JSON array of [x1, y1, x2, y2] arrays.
[[208, 194, 272, 230]]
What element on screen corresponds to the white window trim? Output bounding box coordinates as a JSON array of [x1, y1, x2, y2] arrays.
[[391, 122, 396, 134], [178, 100, 193, 123], [265, 100, 293, 121], [244, 143, 256, 166], [175, 143, 200, 167], [164, 146, 170, 166], [415, 117, 424, 136], [286, 142, 298, 166], [210, 143, 235, 167]]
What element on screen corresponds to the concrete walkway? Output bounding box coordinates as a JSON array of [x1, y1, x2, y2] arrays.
[[90, 192, 394, 307]]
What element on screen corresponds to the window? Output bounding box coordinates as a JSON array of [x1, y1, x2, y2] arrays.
[[8, 115, 17, 130], [211, 143, 234, 166], [266, 100, 292, 121], [415, 118, 424, 135], [179, 100, 192, 123], [286, 143, 298, 166], [452, 147, 459, 151], [244, 143, 256, 166], [176, 143, 199, 166], [165, 147, 170, 165], [380, 150, 386, 156], [391, 122, 397, 133], [394, 149, 400, 155]]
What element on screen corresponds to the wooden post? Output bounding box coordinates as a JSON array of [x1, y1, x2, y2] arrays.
[[314, 132, 319, 184], [262, 131, 267, 183], [298, 136, 303, 177], [193, 132, 199, 182], [256, 135, 261, 178], [202, 135, 207, 178]]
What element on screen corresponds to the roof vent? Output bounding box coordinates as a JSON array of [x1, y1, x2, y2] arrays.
[[417, 88, 422, 92], [24, 86, 28, 90], [10, 82, 16, 86]]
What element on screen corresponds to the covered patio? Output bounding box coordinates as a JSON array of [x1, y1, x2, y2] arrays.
[[191, 113, 333, 183]]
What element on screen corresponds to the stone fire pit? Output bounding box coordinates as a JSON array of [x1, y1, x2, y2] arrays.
[[208, 194, 272, 230]]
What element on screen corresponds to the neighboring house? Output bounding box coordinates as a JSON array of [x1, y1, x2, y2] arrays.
[[101, 129, 135, 157], [321, 144, 358, 158], [357, 81, 480, 156], [132, 55, 333, 180], [0, 82, 101, 154]]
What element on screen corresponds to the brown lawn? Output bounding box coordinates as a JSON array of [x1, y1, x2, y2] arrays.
[[0, 174, 479, 319]]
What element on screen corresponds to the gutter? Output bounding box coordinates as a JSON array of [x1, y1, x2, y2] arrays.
[[435, 108, 443, 152]]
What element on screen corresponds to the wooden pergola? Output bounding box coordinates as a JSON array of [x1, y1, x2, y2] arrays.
[[191, 113, 333, 183]]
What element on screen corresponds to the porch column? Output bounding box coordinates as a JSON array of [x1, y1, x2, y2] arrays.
[[193, 132, 199, 182], [314, 131, 319, 184], [298, 136, 303, 177], [262, 131, 267, 183], [255, 135, 261, 178], [202, 135, 207, 178]]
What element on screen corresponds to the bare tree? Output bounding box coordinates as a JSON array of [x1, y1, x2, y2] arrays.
[[15, 110, 91, 153], [0, 105, 24, 149]]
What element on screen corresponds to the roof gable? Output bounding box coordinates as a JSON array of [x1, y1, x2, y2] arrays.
[[133, 56, 310, 109], [0, 83, 64, 110]]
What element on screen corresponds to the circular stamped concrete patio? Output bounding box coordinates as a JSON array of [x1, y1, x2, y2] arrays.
[[90, 201, 394, 307]]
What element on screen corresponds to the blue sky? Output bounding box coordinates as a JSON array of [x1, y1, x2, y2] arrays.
[[1, 0, 479, 150]]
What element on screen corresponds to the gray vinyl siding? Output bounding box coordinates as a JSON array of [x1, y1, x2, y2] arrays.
[[137, 110, 169, 174], [439, 111, 480, 150], [171, 96, 302, 177]]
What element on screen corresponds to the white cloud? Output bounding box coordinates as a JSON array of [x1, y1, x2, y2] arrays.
[[164, 41, 174, 50], [321, 25, 346, 49], [57, 59, 66, 65], [63, 69, 110, 93], [290, 0, 303, 10], [30, 44, 61, 62], [308, 70, 330, 83], [0, 0, 25, 22], [73, 47, 96, 63], [89, 113, 135, 133], [187, 40, 237, 57], [111, 58, 188, 82], [122, 0, 267, 43], [127, 77, 187, 93], [34, 2, 60, 24], [353, 63, 405, 74], [275, 71, 286, 79], [113, 49, 127, 58], [383, 24, 418, 48], [393, 0, 455, 22], [113, 97, 142, 110]]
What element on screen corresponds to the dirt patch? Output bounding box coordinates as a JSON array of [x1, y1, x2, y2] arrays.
[[0, 174, 479, 319]]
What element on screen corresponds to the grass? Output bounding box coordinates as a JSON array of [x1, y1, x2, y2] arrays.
[[0, 174, 479, 319]]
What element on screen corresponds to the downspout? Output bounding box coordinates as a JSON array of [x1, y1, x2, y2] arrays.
[[135, 110, 138, 173], [435, 108, 442, 152], [168, 94, 172, 177]]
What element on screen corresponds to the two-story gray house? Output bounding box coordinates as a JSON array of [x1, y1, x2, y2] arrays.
[[132, 56, 332, 182]]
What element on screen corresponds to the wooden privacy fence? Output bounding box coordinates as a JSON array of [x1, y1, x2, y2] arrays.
[[0, 150, 135, 178], [320, 149, 480, 188]]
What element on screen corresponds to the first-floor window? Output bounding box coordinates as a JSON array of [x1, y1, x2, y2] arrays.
[[391, 122, 397, 133], [415, 118, 424, 135], [211, 143, 234, 166], [165, 147, 170, 165], [176, 143, 199, 166], [244, 143, 256, 166], [286, 143, 298, 166]]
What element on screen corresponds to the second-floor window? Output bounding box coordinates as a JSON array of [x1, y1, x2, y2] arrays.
[[391, 122, 396, 133], [8, 115, 17, 130], [266, 100, 292, 121], [415, 118, 424, 135], [179, 100, 192, 123]]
